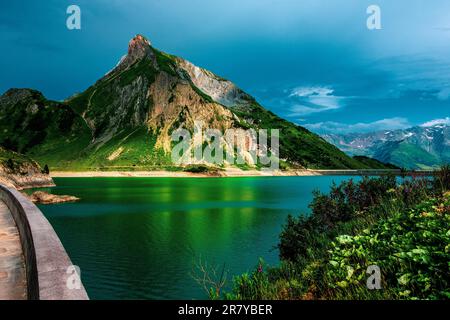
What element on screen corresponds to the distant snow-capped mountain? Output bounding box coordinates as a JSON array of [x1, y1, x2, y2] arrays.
[[322, 124, 450, 169]]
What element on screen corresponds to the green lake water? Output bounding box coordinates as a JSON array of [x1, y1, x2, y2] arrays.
[[36, 176, 355, 299]]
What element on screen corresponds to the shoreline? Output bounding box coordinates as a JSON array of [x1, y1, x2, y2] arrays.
[[50, 169, 306, 178], [50, 168, 434, 178]]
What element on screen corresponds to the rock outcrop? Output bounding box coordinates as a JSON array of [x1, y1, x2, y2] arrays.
[[25, 191, 79, 204], [0, 147, 54, 190]]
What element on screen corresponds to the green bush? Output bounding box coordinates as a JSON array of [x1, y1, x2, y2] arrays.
[[225, 169, 449, 300], [5, 158, 15, 171], [278, 214, 324, 262], [227, 259, 307, 300], [326, 194, 450, 299], [279, 175, 399, 262], [183, 164, 221, 174], [42, 164, 50, 174]]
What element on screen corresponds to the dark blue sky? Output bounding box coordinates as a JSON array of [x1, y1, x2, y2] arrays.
[[1, 0, 449, 133]]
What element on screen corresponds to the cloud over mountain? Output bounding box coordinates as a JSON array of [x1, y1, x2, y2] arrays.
[[304, 117, 411, 134]]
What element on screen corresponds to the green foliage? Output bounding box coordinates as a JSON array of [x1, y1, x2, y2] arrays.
[[183, 164, 210, 173], [0, 90, 89, 155], [153, 49, 178, 77], [118, 58, 158, 87], [226, 170, 449, 300], [226, 260, 310, 300], [279, 176, 398, 262], [326, 195, 450, 299], [74, 126, 171, 170], [42, 164, 50, 175], [278, 215, 324, 263], [183, 164, 221, 174], [227, 259, 277, 300], [5, 158, 15, 171]]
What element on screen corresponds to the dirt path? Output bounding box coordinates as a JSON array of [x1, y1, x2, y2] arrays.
[[0, 201, 27, 300]]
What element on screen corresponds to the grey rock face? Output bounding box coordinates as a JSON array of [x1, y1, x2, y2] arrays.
[[175, 58, 254, 111]]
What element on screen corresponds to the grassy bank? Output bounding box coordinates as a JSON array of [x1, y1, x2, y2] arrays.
[[199, 166, 450, 300]]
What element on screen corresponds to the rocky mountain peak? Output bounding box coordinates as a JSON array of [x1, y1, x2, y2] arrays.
[[127, 34, 152, 59], [106, 34, 154, 75]]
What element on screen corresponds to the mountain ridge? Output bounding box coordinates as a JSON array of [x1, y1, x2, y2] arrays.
[[323, 124, 450, 169], [0, 34, 383, 171]]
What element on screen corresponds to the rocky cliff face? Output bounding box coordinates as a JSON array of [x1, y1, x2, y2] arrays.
[[174, 58, 254, 111], [146, 71, 236, 152]]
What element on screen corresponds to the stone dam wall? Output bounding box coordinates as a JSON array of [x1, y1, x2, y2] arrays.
[[0, 184, 88, 300]]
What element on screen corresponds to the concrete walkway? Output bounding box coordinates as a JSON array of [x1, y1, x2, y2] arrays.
[[0, 200, 27, 300]]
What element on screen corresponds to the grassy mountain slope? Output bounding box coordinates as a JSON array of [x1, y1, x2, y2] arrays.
[[352, 155, 400, 169], [374, 141, 441, 170], [0, 88, 92, 168]]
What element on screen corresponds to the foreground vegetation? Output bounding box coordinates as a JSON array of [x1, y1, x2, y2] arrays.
[[199, 166, 450, 300]]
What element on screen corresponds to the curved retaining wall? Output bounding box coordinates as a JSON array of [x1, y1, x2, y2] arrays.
[[0, 184, 89, 300]]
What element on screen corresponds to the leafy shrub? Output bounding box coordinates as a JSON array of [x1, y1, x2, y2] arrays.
[[5, 158, 15, 171], [227, 259, 306, 300], [310, 176, 397, 227], [42, 164, 50, 175], [182, 164, 224, 174], [228, 259, 273, 299], [223, 170, 450, 300], [183, 164, 212, 173], [326, 195, 450, 299], [279, 176, 398, 262], [278, 215, 321, 262]]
